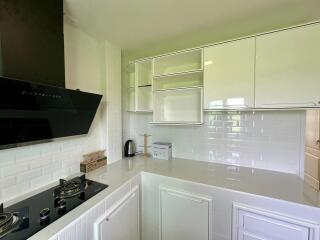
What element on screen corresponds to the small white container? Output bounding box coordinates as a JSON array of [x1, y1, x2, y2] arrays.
[[152, 142, 172, 160]]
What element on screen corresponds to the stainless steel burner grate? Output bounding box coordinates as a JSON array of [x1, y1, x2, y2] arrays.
[[54, 176, 88, 199], [0, 213, 13, 235], [59, 181, 81, 198], [0, 212, 21, 239]]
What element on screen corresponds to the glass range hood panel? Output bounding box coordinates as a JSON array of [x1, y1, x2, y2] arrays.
[[0, 77, 102, 149]]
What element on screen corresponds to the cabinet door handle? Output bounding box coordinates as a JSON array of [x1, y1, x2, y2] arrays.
[[205, 104, 250, 110], [260, 102, 318, 108], [165, 191, 204, 203]]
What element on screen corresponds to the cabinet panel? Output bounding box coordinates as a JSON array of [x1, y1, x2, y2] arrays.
[[239, 211, 308, 240], [242, 233, 264, 240], [255, 24, 320, 108], [99, 187, 139, 240], [305, 110, 320, 150], [305, 152, 320, 180], [160, 187, 212, 240], [204, 38, 255, 109], [233, 203, 320, 240]]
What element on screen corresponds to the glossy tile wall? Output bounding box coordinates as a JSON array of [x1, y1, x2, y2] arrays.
[[125, 111, 306, 176], [0, 130, 101, 204]]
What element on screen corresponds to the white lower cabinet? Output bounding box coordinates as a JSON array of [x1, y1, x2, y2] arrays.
[[159, 187, 212, 240], [97, 186, 140, 240], [232, 203, 320, 240]]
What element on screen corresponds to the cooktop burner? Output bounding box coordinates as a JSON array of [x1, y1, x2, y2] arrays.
[[0, 204, 28, 239], [0, 174, 107, 240], [54, 175, 88, 199]]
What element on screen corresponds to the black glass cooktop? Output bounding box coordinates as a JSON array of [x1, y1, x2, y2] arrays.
[[0, 175, 108, 240]]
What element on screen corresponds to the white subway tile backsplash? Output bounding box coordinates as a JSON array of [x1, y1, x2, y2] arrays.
[[30, 175, 53, 189], [0, 176, 16, 188], [15, 147, 41, 161], [0, 163, 29, 178], [127, 111, 305, 175], [17, 169, 42, 183], [29, 157, 53, 169], [0, 131, 103, 203], [2, 182, 30, 201]]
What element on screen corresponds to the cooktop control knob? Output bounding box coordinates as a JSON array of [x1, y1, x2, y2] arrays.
[[57, 199, 66, 209], [40, 208, 50, 221]]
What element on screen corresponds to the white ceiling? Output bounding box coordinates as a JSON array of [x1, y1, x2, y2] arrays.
[[65, 0, 320, 57]]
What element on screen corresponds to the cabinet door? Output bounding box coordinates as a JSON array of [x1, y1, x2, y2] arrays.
[[255, 23, 320, 108], [204, 38, 255, 109], [233, 204, 320, 240], [99, 187, 139, 240], [160, 187, 212, 240], [306, 110, 320, 150]]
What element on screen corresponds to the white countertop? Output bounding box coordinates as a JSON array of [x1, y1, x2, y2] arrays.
[[87, 156, 320, 208], [29, 156, 320, 239]]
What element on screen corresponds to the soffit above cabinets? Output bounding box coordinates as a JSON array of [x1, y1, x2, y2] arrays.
[[64, 0, 320, 56]]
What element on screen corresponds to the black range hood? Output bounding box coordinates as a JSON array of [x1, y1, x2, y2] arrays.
[[0, 77, 102, 149]]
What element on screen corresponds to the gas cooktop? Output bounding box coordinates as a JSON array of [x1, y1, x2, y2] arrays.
[[0, 175, 108, 240]]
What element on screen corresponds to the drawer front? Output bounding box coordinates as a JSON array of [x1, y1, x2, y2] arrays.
[[304, 173, 320, 191], [305, 152, 320, 180], [305, 146, 320, 159], [233, 203, 320, 240], [242, 232, 265, 240], [238, 210, 309, 240]]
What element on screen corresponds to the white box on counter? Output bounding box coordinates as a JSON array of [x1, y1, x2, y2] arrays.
[[152, 142, 172, 160]]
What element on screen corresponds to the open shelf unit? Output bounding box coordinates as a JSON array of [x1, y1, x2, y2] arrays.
[[153, 48, 203, 76], [127, 63, 136, 112], [127, 48, 204, 124], [153, 87, 203, 124], [128, 63, 135, 88], [153, 70, 203, 91], [151, 49, 204, 124], [135, 59, 153, 112], [136, 85, 153, 112]]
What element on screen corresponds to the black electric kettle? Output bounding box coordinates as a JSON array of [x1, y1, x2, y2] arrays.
[[124, 140, 135, 157]]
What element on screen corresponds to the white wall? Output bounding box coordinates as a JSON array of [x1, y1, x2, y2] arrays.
[[104, 41, 122, 163], [0, 22, 121, 204], [125, 111, 306, 176]]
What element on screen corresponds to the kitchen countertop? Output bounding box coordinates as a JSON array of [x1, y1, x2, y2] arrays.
[[29, 156, 320, 239], [87, 156, 320, 207]]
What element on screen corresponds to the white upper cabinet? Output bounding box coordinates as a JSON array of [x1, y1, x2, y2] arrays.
[[203, 38, 255, 109], [255, 23, 320, 108]]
